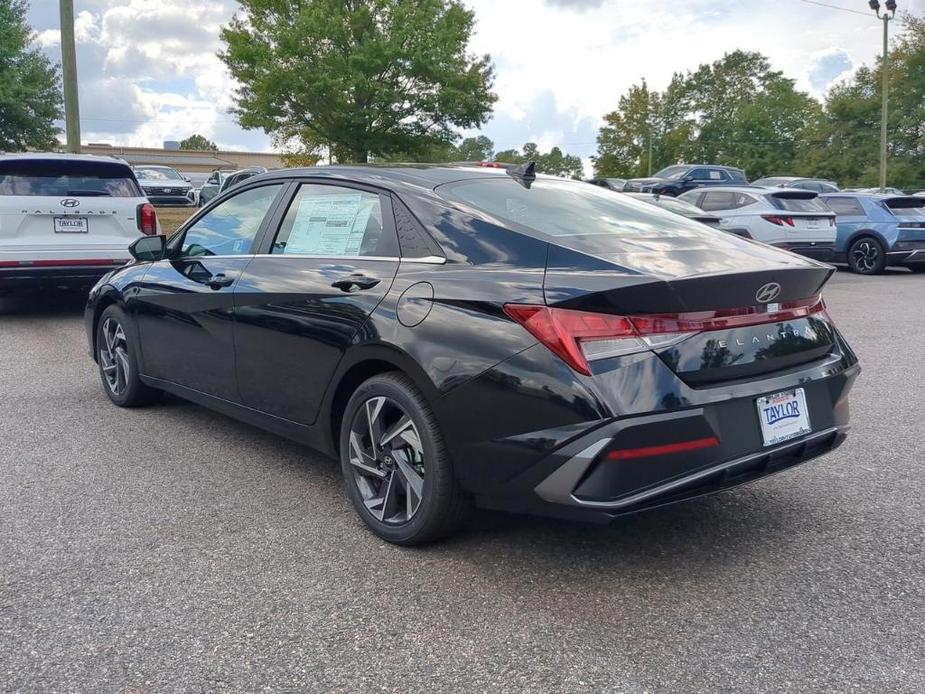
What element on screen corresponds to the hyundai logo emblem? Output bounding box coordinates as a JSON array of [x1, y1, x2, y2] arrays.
[[60, 198, 80, 208], [755, 282, 782, 303]]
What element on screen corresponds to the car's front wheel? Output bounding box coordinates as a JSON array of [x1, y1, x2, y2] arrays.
[[96, 305, 161, 407], [339, 373, 471, 545], [848, 237, 886, 275]]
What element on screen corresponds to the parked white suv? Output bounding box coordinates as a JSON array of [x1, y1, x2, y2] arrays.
[[0, 153, 158, 292], [678, 186, 836, 261]]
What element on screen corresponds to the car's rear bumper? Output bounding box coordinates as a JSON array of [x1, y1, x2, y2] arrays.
[[887, 248, 925, 267], [470, 360, 858, 524], [0, 260, 127, 291], [773, 242, 836, 262]]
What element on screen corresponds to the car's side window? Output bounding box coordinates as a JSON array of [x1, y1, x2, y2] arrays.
[[700, 192, 736, 211], [734, 193, 759, 208], [178, 184, 283, 257], [270, 184, 396, 257], [823, 197, 865, 216]]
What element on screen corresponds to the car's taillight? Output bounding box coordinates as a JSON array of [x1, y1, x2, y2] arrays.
[[762, 215, 795, 227], [504, 296, 827, 376], [136, 203, 157, 236]]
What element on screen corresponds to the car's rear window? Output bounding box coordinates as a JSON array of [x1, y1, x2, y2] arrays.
[[767, 194, 829, 213], [437, 177, 725, 250], [0, 158, 141, 197]]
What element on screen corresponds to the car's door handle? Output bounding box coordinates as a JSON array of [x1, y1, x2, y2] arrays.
[[332, 274, 381, 292], [206, 273, 236, 289]]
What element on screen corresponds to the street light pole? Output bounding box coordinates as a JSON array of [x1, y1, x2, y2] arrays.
[[59, 0, 81, 153], [869, 0, 896, 193]]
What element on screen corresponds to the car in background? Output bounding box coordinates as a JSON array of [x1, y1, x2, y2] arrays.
[[0, 153, 157, 292], [624, 192, 730, 232], [197, 169, 235, 207], [820, 193, 925, 274], [752, 177, 840, 194], [222, 167, 269, 193], [845, 187, 906, 196], [133, 165, 194, 206], [85, 164, 858, 545], [586, 177, 626, 191], [679, 186, 836, 260], [180, 172, 210, 206], [623, 164, 748, 196]]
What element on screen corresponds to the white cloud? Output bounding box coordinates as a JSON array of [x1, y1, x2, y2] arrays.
[[24, 0, 925, 157]]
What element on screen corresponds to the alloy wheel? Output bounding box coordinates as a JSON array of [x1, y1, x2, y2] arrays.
[[347, 396, 425, 525], [852, 240, 880, 273], [99, 317, 130, 396]]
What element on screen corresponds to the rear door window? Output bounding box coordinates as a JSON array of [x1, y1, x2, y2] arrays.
[[270, 184, 397, 257], [0, 158, 141, 197], [700, 192, 738, 211], [823, 197, 865, 216]]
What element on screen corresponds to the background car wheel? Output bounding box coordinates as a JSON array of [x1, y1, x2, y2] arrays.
[[848, 237, 885, 275], [96, 305, 161, 408], [339, 373, 471, 546]]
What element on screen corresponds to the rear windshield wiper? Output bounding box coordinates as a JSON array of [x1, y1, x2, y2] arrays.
[[66, 189, 111, 197]]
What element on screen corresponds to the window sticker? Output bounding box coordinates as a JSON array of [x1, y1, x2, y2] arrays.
[[284, 193, 374, 255]]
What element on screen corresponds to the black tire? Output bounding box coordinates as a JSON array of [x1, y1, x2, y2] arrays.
[[95, 304, 161, 407], [339, 372, 471, 545], [847, 236, 886, 275]]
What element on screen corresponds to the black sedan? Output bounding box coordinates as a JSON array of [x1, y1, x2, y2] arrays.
[[85, 164, 859, 545]]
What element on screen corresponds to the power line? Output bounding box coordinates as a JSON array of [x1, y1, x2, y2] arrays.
[[797, 0, 877, 18]]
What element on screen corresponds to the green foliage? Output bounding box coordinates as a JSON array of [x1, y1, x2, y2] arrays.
[[220, 0, 496, 163], [493, 141, 583, 178], [179, 134, 218, 151], [455, 135, 494, 161], [594, 51, 819, 181], [0, 0, 62, 151], [798, 14, 925, 188]]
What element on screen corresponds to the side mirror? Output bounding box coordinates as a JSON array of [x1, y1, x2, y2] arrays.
[[129, 234, 167, 262]]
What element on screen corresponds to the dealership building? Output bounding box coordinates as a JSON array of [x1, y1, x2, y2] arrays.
[[80, 143, 285, 173]]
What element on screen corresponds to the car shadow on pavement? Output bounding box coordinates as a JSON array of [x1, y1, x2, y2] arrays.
[[0, 289, 88, 316]]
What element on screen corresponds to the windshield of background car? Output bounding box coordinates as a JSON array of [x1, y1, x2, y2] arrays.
[[135, 167, 184, 181], [652, 166, 689, 180], [437, 177, 733, 254], [768, 194, 830, 213], [0, 159, 141, 197]]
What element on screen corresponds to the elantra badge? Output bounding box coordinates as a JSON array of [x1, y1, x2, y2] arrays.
[[60, 198, 80, 208], [755, 282, 782, 303]]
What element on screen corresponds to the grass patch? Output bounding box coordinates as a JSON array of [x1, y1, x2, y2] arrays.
[[155, 206, 196, 236]]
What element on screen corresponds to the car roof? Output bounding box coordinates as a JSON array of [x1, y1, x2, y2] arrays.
[[681, 185, 771, 194], [247, 164, 551, 192], [0, 151, 131, 165]]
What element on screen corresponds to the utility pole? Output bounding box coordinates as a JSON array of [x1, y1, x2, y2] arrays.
[[869, 0, 897, 192], [59, 0, 81, 153]]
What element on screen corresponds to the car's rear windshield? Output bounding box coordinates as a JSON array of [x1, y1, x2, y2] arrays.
[[437, 177, 725, 252], [767, 193, 829, 213], [135, 167, 183, 181], [884, 197, 925, 215], [0, 159, 141, 197]]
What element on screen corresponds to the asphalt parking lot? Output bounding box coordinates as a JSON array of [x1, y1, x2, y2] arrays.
[[1, 269, 923, 693]]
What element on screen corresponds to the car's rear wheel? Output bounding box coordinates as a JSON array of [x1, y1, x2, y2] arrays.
[[96, 305, 161, 407], [339, 373, 470, 545], [848, 237, 885, 275]]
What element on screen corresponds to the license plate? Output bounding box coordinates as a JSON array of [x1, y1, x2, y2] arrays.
[[804, 218, 822, 229], [756, 388, 811, 446], [53, 217, 88, 233]]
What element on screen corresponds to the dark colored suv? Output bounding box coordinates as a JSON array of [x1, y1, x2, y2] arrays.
[[86, 165, 858, 545], [623, 165, 748, 196]]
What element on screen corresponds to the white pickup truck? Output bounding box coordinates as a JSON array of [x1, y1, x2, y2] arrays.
[[0, 152, 159, 292]]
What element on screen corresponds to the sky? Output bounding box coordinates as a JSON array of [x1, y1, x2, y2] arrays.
[[26, 0, 925, 172]]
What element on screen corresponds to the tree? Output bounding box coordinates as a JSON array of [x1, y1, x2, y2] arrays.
[[455, 135, 494, 161], [220, 0, 496, 163], [491, 141, 584, 178], [179, 134, 218, 151], [593, 51, 820, 180], [0, 0, 62, 151]]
